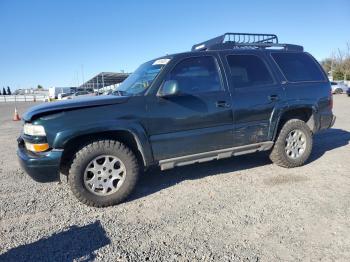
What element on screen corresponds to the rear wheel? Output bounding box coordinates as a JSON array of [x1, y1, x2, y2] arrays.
[[270, 119, 313, 168], [68, 140, 139, 207]]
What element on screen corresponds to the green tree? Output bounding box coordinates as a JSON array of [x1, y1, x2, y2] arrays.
[[344, 57, 350, 80], [37, 85, 43, 90], [333, 69, 344, 81], [336, 43, 350, 81], [320, 58, 333, 75], [2, 87, 6, 95], [7, 86, 11, 95]]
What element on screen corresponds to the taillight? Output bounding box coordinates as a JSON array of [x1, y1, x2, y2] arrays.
[[329, 88, 333, 110]]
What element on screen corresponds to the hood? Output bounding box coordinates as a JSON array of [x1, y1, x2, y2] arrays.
[[23, 95, 129, 121]]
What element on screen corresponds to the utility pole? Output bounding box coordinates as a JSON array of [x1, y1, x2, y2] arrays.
[[76, 71, 80, 88], [81, 64, 85, 91], [331, 51, 335, 81], [96, 75, 99, 96], [102, 73, 105, 89]]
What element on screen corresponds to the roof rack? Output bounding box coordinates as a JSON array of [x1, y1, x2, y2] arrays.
[[191, 33, 303, 52]]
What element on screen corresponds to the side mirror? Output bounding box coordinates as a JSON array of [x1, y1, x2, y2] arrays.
[[158, 80, 179, 97]]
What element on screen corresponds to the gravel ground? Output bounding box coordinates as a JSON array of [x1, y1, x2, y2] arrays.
[[0, 95, 349, 261]]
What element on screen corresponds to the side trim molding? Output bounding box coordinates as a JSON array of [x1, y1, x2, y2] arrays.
[[159, 141, 274, 170]]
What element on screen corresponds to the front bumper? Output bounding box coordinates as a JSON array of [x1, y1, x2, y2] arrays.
[[17, 138, 62, 183]]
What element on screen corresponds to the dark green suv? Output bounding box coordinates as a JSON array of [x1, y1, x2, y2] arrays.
[[18, 33, 335, 207]]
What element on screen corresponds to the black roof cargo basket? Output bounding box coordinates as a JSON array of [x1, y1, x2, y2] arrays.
[[192, 33, 303, 52]]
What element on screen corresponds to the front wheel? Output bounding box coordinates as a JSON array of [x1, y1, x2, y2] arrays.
[[270, 119, 313, 168], [68, 140, 139, 207]]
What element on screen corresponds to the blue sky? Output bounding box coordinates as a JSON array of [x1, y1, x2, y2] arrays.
[[0, 0, 349, 89]]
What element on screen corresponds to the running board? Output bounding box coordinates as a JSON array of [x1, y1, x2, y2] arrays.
[[159, 141, 274, 171]]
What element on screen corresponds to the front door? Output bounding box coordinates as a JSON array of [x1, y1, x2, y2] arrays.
[[145, 55, 234, 160]]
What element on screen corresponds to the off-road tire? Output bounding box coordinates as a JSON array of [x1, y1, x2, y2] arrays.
[[68, 140, 139, 207], [270, 119, 313, 168]]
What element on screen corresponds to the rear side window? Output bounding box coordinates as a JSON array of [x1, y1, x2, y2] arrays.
[[271, 52, 325, 82], [226, 55, 273, 88]]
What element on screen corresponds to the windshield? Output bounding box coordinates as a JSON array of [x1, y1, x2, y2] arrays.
[[113, 58, 170, 96]]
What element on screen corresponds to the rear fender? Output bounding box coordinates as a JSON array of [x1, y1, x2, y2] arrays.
[[269, 100, 319, 141]]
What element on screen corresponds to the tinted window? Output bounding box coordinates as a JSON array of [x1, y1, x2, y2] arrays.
[[226, 55, 273, 88], [116, 58, 169, 96], [166, 56, 222, 94], [272, 52, 325, 82]]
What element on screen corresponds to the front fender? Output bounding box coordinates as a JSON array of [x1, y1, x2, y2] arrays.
[[52, 120, 154, 167]]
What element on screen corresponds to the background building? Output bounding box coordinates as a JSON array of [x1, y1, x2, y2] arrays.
[[80, 72, 130, 93]]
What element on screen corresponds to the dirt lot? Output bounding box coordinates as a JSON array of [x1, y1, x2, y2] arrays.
[[0, 95, 349, 261]]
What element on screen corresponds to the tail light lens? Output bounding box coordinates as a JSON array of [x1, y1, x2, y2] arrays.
[[329, 88, 333, 110]]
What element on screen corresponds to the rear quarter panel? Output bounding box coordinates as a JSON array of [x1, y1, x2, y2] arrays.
[[268, 51, 332, 134], [279, 81, 332, 133]]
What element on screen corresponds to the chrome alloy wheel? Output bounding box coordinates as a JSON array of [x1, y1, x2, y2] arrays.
[[285, 129, 307, 159], [84, 155, 126, 196]]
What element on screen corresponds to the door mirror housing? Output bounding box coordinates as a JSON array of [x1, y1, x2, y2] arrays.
[[158, 80, 179, 97]]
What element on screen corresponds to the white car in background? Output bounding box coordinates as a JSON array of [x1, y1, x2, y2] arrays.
[[64, 91, 95, 100], [57, 93, 72, 100], [331, 81, 348, 94]]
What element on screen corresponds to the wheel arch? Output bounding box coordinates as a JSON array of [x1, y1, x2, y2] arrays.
[[270, 104, 318, 141], [58, 125, 154, 175]]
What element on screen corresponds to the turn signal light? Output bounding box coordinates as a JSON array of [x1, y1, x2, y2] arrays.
[[25, 142, 49, 152]]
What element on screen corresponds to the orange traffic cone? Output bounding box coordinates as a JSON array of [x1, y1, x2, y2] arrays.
[[13, 107, 21, 121]]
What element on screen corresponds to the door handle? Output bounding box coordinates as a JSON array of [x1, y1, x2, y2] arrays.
[[216, 101, 230, 108], [268, 95, 279, 101]]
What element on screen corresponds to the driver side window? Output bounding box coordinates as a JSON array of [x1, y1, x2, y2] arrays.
[[165, 56, 223, 94]]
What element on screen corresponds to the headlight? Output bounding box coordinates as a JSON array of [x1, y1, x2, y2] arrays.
[[23, 123, 46, 136]]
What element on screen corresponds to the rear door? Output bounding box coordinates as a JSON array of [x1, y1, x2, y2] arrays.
[[220, 51, 284, 146], [145, 54, 234, 160]]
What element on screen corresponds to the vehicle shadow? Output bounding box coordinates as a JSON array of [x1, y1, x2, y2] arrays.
[[129, 128, 350, 202], [129, 151, 271, 203], [309, 128, 350, 162], [0, 220, 110, 262]]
